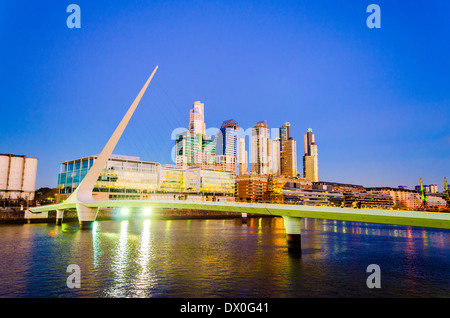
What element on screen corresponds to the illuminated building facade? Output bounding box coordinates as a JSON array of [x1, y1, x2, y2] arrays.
[[58, 155, 234, 202], [159, 165, 185, 193], [216, 119, 239, 157], [303, 128, 319, 182], [176, 101, 216, 168], [184, 167, 235, 198], [279, 122, 297, 176], [235, 173, 268, 203], [239, 138, 248, 175], [282, 137, 297, 177], [367, 187, 447, 209], [342, 191, 394, 208], [57, 154, 160, 201], [215, 119, 239, 174], [250, 120, 272, 175], [175, 132, 216, 168], [283, 181, 343, 206], [272, 138, 281, 176]]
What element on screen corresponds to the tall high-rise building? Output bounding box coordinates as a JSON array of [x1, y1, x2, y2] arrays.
[[272, 138, 281, 176], [250, 120, 272, 175], [280, 122, 288, 174], [216, 119, 239, 157], [215, 119, 239, 174], [239, 138, 248, 175], [283, 138, 297, 176], [189, 101, 206, 135], [176, 101, 215, 169], [303, 128, 319, 182], [280, 122, 290, 146], [279, 122, 297, 176]]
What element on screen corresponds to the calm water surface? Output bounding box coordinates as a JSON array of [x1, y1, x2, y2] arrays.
[[0, 217, 448, 298]]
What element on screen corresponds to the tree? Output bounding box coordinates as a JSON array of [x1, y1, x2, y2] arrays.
[[35, 187, 58, 205]]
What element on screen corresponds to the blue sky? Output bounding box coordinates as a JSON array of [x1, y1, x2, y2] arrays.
[[0, 0, 449, 189]]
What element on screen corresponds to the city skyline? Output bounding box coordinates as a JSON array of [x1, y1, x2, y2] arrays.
[[1, 1, 449, 190]]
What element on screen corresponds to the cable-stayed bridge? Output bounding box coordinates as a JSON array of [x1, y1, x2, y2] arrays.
[[30, 65, 450, 250]]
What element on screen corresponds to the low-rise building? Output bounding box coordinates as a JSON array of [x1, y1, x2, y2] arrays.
[[184, 167, 235, 199], [427, 195, 447, 208], [367, 187, 422, 210], [57, 154, 160, 202], [283, 188, 344, 206], [313, 181, 365, 193], [57, 156, 235, 203], [235, 173, 267, 203], [343, 191, 394, 209]]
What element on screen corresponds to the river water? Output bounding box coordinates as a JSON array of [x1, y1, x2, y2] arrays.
[[0, 217, 448, 298]]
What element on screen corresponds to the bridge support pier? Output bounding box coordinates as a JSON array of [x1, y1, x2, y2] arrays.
[[76, 204, 98, 229], [56, 209, 64, 225], [283, 216, 302, 252]]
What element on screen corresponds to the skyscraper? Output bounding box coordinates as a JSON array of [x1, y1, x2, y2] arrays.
[[176, 101, 215, 168], [279, 122, 297, 176], [189, 101, 206, 135], [303, 128, 319, 182], [280, 122, 290, 148], [216, 119, 239, 156], [272, 138, 281, 176], [250, 120, 272, 175], [283, 138, 297, 177], [215, 119, 240, 175], [239, 137, 248, 175]]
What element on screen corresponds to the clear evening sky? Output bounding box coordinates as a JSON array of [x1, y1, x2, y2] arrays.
[[0, 1, 449, 190]]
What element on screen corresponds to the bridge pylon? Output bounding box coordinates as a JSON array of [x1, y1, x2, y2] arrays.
[[56, 209, 64, 225], [60, 65, 158, 229], [283, 216, 302, 252]]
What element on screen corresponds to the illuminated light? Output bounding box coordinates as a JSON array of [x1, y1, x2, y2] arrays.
[[143, 208, 152, 216], [92, 221, 98, 233], [121, 208, 130, 216]]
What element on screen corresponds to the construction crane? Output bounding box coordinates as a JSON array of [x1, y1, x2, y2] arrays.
[[265, 172, 296, 204], [420, 178, 429, 209]]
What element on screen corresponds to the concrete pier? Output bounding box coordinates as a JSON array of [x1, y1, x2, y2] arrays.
[[76, 204, 98, 229], [56, 209, 64, 225], [283, 216, 302, 251]]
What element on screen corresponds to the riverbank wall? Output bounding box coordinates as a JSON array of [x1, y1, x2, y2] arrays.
[[0, 208, 246, 224]]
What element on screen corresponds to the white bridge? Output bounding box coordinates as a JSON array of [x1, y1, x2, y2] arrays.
[[30, 65, 450, 250]]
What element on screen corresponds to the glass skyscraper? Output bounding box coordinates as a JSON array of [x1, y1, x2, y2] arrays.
[[215, 119, 239, 174], [175, 101, 216, 168]]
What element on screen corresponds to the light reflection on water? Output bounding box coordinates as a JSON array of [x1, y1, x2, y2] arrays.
[[0, 217, 448, 298]]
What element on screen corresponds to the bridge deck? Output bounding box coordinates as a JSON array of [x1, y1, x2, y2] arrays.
[[30, 200, 450, 230]]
